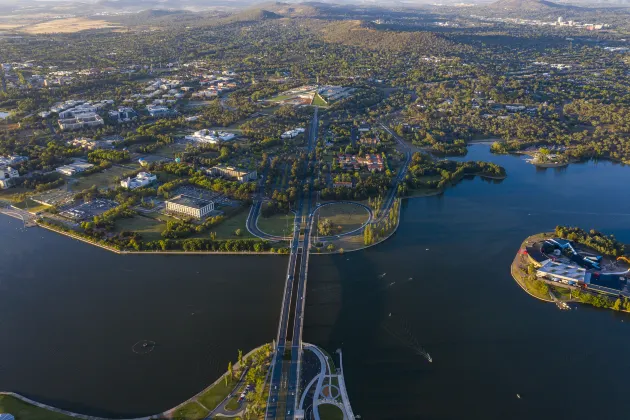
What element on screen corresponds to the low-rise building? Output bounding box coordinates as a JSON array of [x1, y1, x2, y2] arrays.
[[359, 136, 380, 146], [333, 181, 353, 188], [56, 161, 94, 176], [337, 154, 384, 172], [58, 114, 104, 131], [0, 166, 19, 189], [120, 172, 156, 189], [0, 155, 27, 167], [185, 129, 235, 144], [208, 165, 257, 183], [536, 259, 591, 286], [147, 105, 173, 118], [109, 107, 138, 123], [165, 194, 214, 219], [281, 128, 305, 139], [67, 137, 115, 150]]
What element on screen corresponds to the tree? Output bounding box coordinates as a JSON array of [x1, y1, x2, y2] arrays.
[[238, 349, 243, 368], [363, 224, 372, 246], [235, 228, 242, 236], [227, 361, 233, 383], [613, 298, 622, 311]]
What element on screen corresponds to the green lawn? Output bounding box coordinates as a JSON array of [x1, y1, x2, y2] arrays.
[[0, 186, 30, 203], [69, 166, 130, 191], [317, 403, 344, 420], [114, 215, 166, 241], [312, 92, 328, 107], [257, 212, 294, 237], [268, 94, 293, 102], [12, 198, 50, 214], [197, 376, 238, 411], [0, 395, 75, 420], [225, 396, 241, 411], [170, 400, 209, 420], [317, 203, 369, 234], [199, 206, 254, 240]]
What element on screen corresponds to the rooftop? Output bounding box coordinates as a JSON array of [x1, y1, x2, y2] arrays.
[[168, 194, 211, 209]]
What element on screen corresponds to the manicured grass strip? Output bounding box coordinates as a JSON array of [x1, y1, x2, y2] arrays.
[[225, 396, 241, 411], [197, 376, 238, 412], [171, 400, 209, 419], [0, 395, 75, 420], [317, 403, 344, 420], [257, 212, 294, 237]]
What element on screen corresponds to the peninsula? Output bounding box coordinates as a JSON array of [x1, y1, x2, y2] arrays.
[[512, 226, 630, 311]]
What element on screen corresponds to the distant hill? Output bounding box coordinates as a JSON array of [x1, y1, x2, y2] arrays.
[[253, 2, 326, 17], [320, 20, 460, 54], [226, 8, 283, 22], [488, 0, 580, 11]]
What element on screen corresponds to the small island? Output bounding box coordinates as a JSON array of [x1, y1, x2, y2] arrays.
[[512, 226, 630, 311]]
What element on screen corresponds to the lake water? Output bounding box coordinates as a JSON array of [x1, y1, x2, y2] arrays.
[[2, 145, 630, 418], [0, 225, 286, 417], [305, 146, 630, 419]]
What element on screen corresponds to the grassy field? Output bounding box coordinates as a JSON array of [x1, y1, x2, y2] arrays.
[[312, 92, 328, 107], [257, 212, 294, 237], [0, 395, 75, 420], [20, 17, 121, 34], [12, 198, 50, 214], [115, 215, 166, 241], [197, 376, 238, 411], [318, 403, 344, 420], [202, 206, 254, 240], [225, 396, 241, 411], [69, 166, 130, 192], [268, 94, 294, 102], [0, 187, 30, 203], [317, 203, 369, 234], [170, 400, 209, 420]]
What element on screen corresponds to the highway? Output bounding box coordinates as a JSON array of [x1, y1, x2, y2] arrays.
[[266, 108, 319, 419], [378, 122, 412, 222]]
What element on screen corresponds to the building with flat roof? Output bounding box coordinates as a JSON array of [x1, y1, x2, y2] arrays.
[[166, 194, 214, 219], [0, 166, 19, 189], [109, 107, 138, 123], [185, 129, 235, 144], [147, 105, 173, 117], [58, 114, 104, 131], [56, 161, 94, 176], [120, 172, 156, 189], [208, 165, 257, 183], [281, 128, 305, 139], [536, 259, 591, 286]]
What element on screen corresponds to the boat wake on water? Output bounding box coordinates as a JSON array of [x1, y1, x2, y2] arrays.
[[382, 313, 432, 363]]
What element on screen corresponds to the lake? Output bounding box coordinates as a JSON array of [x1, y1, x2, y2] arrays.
[[0, 223, 286, 417], [2, 145, 630, 419], [305, 146, 630, 419]]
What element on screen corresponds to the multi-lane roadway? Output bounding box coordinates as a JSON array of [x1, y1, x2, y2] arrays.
[[266, 108, 318, 419]]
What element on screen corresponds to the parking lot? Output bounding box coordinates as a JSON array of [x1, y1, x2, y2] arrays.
[[60, 199, 118, 221]]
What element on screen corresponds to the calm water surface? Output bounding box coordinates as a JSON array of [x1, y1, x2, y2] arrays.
[[0, 227, 286, 417], [2, 145, 630, 419], [305, 146, 630, 419]]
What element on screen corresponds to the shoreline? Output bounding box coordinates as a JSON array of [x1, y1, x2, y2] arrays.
[[510, 232, 630, 312], [1, 344, 271, 420], [34, 219, 286, 256]]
